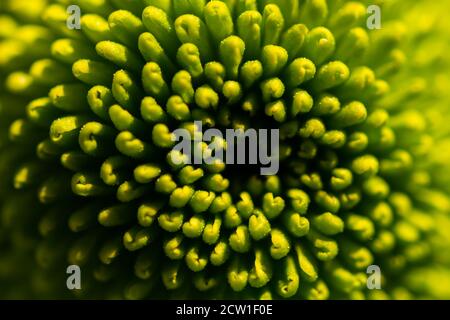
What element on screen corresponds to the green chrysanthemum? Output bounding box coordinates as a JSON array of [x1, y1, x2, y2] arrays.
[[1, 0, 450, 299]]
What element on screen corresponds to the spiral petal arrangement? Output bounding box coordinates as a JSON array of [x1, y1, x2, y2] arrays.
[[1, 0, 450, 299]]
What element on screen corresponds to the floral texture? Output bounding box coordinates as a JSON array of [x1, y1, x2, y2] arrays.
[[1, 0, 450, 299]]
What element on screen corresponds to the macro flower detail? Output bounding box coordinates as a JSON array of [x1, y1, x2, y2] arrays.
[[1, 0, 450, 299]]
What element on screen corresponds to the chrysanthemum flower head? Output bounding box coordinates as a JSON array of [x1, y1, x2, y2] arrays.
[[1, 0, 450, 299]]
